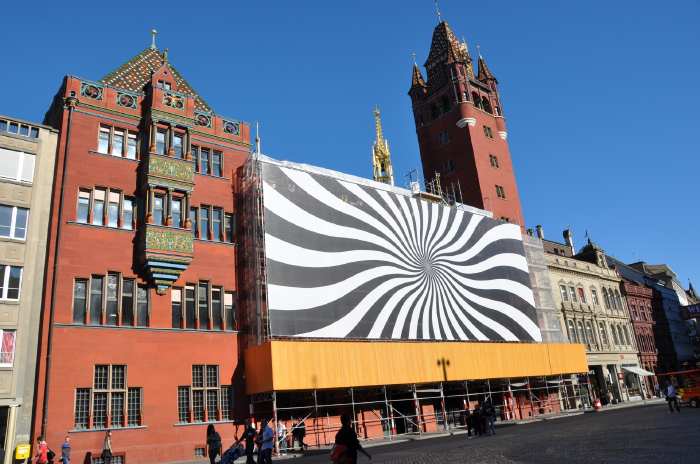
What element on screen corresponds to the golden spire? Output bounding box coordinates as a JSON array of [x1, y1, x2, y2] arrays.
[[372, 106, 394, 186]]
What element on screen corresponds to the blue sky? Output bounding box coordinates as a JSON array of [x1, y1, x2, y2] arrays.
[[1, 1, 698, 287]]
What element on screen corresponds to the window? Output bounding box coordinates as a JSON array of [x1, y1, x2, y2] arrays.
[[73, 364, 142, 429], [158, 80, 172, 90], [481, 97, 493, 114], [559, 285, 568, 302], [577, 288, 587, 304], [198, 282, 210, 329], [438, 130, 450, 145], [212, 287, 223, 329], [172, 198, 182, 227], [495, 185, 506, 199], [602, 289, 611, 310], [200, 148, 210, 174], [585, 320, 596, 350], [98, 127, 110, 153], [0, 205, 29, 240], [92, 189, 105, 226], [444, 159, 455, 173], [200, 207, 209, 240], [611, 324, 620, 345], [623, 326, 631, 346], [212, 208, 222, 242], [127, 133, 137, 160], [566, 320, 576, 343], [106, 273, 119, 326], [74, 275, 147, 327], [73, 279, 88, 323], [185, 285, 196, 329], [178, 365, 230, 423], [614, 291, 623, 311], [576, 321, 586, 345], [156, 129, 167, 155], [483, 125, 494, 139], [212, 151, 222, 177], [107, 192, 120, 228], [225, 214, 234, 243], [0, 148, 35, 183], [190, 208, 198, 238], [489, 154, 499, 168], [173, 133, 184, 159], [77, 191, 90, 223], [153, 195, 164, 225], [111, 130, 124, 157], [598, 321, 609, 347], [569, 286, 577, 302], [0, 265, 22, 301], [224, 292, 235, 330], [617, 326, 625, 346], [0, 119, 39, 139], [172, 288, 183, 328], [0, 330, 16, 366], [591, 288, 600, 306], [98, 125, 138, 159], [122, 197, 134, 230], [191, 145, 200, 172]]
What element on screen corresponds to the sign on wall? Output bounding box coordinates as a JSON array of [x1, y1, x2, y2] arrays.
[[260, 160, 542, 342]]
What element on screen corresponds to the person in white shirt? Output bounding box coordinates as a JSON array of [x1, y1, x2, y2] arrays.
[[666, 383, 680, 413], [277, 421, 287, 453]]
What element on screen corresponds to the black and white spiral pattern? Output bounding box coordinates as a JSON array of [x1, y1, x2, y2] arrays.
[[261, 161, 542, 342]]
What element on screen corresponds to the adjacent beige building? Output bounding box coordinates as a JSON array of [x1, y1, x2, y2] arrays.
[[540, 228, 643, 405], [0, 115, 57, 462]]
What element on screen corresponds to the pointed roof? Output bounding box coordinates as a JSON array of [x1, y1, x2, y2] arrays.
[[410, 63, 427, 88], [477, 55, 497, 83], [425, 21, 468, 68], [101, 47, 212, 112], [689, 281, 698, 300]]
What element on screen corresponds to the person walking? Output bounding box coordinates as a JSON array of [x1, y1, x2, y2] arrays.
[[465, 408, 474, 438], [473, 403, 483, 437], [101, 430, 112, 464], [206, 424, 222, 464], [60, 436, 71, 464], [293, 417, 307, 451], [34, 437, 49, 464], [258, 418, 274, 464], [332, 413, 371, 464], [276, 420, 287, 454], [483, 398, 496, 436], [232, 419, 257, 464], [666, 383, 681, 413]]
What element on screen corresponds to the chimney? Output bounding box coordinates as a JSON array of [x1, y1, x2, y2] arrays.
[[535, 225, 544, 239], [563, 228, 574, 250]]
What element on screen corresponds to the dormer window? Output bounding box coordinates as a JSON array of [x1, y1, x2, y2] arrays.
[[157, 80, 172, 90]]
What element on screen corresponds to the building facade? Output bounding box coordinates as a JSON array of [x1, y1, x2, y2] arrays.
[[621, 279, 657, 394], [544, 233, 643, 403], [0, 116, 57, 463], [33, 45, 250, 464], [409, 20, 524, 226]]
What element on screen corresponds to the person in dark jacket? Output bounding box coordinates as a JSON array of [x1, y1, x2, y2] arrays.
[[206, 424, 222, 464], [233, 419, 257, 464], [333, 414, 371, 464], [293, 417, 307, 451]]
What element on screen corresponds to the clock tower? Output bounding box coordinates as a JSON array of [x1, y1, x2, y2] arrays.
[[409, 20, 525, 226]]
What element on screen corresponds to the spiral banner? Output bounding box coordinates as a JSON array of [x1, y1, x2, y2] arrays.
[[260, 160, 542, 342]]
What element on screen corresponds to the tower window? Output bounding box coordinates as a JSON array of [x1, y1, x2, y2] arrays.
[[445, 159, 455, 173], [489, 154, 499, 168], [438, 130, 450, 145], [495, 185, 506, 199], [483, 126, 494, 139], [472, 92, 481, 109], [430, 104, 440, 120], [440, 96, 451, 113], [482, 97, 493, 114]]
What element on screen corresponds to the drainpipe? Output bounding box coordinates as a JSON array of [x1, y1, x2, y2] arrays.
[[40, 96, 77, 437]]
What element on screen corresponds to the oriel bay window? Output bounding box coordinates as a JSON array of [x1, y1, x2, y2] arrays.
[[177, 365, 231, 423], [73, 274, 149, 326], [146, 187, 191, 228], [151, 123, 190, 159], [171, 283, 235, 330], [73, 364, 143, 429], [153, 194, 164, 225]]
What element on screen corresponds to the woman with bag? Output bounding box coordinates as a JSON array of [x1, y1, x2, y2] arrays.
[[101, 431, 112, 464], [206, 424, 222, 464], [331, 414, 371, 464]]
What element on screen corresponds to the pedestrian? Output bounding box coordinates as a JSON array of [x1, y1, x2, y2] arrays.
[[465, 408, 474, 438], [473, 403, 483, 437], [293, 417, 307, 451], [277, 420, 287, 453], [206, 424, 222, 464], [258, 418, 274, 464], [483, 398, 496, 436], [331, 413, 371, 464], [101, 430, 112, 464], [61, 436, 71, 464], [666, 383, 681, 413], [34, 437, 49, 464], [232, 419, 257, 464]]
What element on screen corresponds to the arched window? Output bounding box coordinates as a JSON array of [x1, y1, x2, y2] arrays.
[[471, 92, 481, 109], [598, 321, 609, 347], [614, 290, 623, 311], [585, 320, 597, 350], [462, 91, 469, 102], [566, 320, 576, 343], [495, 106, 501, 116], [611, 323, 620, 345], [602, 289, 611, 310], [481, 97, 493, 114], [616, 326, 625, 346], [622, 326, 631, 346], [576, 321, 586, 345]]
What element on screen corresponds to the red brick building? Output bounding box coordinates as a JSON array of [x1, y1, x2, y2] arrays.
[[622, 279, 658, 394], [33, 44, 250, 463], [409, 20, 525, 226]]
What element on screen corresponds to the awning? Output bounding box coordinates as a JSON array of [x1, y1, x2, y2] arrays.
[[622, 366, 655, 376]]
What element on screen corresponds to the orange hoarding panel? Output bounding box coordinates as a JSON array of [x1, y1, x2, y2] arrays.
[[244, 340, 587, 394]]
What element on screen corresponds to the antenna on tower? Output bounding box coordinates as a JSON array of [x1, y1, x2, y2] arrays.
[[434, 0, 442, 23], [255, 121, 261, 155]]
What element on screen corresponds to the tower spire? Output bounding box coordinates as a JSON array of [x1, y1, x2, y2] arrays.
[[372, 107, 394, 186], [434, 0, 442, 23], [150, 29, 158, 50]]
